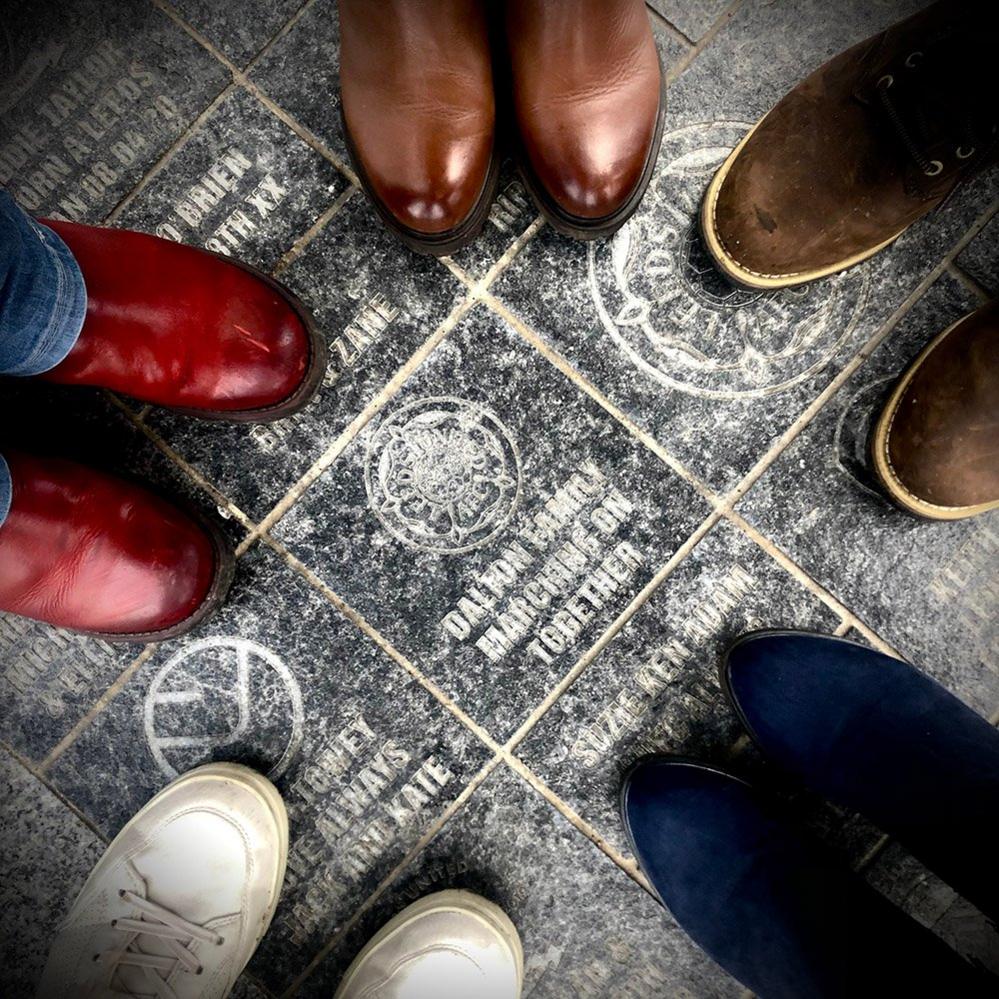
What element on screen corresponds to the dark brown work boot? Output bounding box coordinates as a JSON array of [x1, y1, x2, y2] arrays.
[[702, 2, 998, 289], [872, 299, 999, 520], [505, 0, 665, 240], [339, 0, 498, 256]]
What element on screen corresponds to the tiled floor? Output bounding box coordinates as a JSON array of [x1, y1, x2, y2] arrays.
[[1, 1, 997, 996]]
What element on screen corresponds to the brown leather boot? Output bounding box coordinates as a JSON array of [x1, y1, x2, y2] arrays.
[[872, 299, 999, 520], [504, 0, 665, 240], [339, 0, 498, 256], [702, 2, 998, 289], [0, 451, 233, 640]]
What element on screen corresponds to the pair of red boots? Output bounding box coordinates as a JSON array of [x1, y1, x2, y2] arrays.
[[0, 222, 325, 641]]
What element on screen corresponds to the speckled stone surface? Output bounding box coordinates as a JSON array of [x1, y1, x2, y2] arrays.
[[0, 751, 104, 999], [46, 543, 491, 993], [517, 518, 842, 857], [0, 0, 227, 221], [117, 86, 347, 272], [145, 192, 465, 520], [3, 1, 998, 995], [739, 274, 999, 715], [295, 765, 744, 998], [275, 305, 712, 740], [957, 215, 999, 297]]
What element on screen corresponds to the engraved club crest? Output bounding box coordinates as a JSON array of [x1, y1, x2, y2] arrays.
[[588, 121, 870, 399], [144, 637, 305, 780], [365, 396, 522, 554]]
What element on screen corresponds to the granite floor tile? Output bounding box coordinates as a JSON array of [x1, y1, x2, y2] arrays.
[[0, 383, 243, 763], [492, 0, 998, 494], [646, 0, 729, 43], [168, 0, 303, 68], [275, 305, 712, 741], [45, 543, 491, 994], [116, 86, 348, 273], [0, 750, 104, 999], [956, 214, 999, 298], [738, 273, 999, 715], [250, 0, 347, 162], [145, 192, 466, 521], [0, 0, 228, 222], [296, 765, 743, 998], [517, 518, 841, 858], [864, 841, 999, 976]]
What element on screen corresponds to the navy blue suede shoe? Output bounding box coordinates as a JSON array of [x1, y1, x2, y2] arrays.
[[621, 756, 994, 998], [723, 630, 999, 923]]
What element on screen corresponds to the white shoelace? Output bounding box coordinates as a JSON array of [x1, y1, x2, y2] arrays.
[[95, 890, 224, 999]]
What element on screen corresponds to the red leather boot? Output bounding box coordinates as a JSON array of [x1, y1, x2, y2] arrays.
[[37, 221, 326, 422], [0, 451, 233, 641]]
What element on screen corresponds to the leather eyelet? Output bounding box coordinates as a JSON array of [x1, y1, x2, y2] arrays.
[[904, 51, 923, 68], [878, 74, 894, 89], [924, 160, 944, 176], [956, 146, 975, 159]]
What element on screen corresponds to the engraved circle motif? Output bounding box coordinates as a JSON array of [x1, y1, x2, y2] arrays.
[[588, 121, 870, 399], [365, 396, 522, 554], [144, 637, 305, 780]]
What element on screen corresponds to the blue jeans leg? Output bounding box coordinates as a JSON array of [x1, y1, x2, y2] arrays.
[[0, 188, 87, 377], [0, 454, 10, 527]]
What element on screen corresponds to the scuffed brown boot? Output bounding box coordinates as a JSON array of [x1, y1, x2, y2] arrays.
[[702, 2, 998, 289], [872, 299, 999, 520]]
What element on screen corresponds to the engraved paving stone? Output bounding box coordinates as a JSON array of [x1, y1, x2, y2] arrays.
[[295, 765, 743, 998], [45, 543, 491, 994], [0, 383, 244, 765], [117, 86, 348, 274], [956, 214, 999, 298], [492, 0, 999, 493], [0, 0, 228, 222], [645, 0, 729, 44], [517, 518, 842, 859], [0, 750, 104, 999], [144, 192, 465, 521], [738, 274, 999, 715], [275, 305, 712, 740]]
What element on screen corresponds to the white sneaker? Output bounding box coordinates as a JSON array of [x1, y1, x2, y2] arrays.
[[334, 890, 523, 999], [38, 763, 288, 999]]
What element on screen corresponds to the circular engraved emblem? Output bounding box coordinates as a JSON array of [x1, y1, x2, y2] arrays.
[[588, 121, 870, 399], [365, 396, 522, 554], [144, 637, 305, 780]]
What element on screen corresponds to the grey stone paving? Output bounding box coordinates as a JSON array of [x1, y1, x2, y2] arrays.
[[1, 2, 997, 997]]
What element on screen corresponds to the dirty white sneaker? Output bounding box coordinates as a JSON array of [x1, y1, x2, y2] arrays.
[[37, 763, 288, 999], [334, 890, 523, 999]]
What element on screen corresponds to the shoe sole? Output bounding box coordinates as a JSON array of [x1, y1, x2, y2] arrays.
[[84, 505, 235, 644], [870, 313, 999, 520], [164, 251, 329, 424], [342, 108, 502, 257], [333, 889, 524, 998], [69, 763, 289, 963], [699, 113, 909, 291], [513, 52, 667, 241]]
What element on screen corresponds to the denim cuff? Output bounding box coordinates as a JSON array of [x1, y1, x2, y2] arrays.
[[0, 453, 11, 528], [4, 218, 88, 377]]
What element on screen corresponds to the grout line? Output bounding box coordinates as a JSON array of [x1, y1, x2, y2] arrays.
[[438, 255, 474, 288], [242, 971, 279, 999], [721, 197, 999, 511], [1, 738, 111, 844], [282, 755, 502, 996], [646, 5, 696, 49], [272, 185, 359, 277], [241, 0, 320, 75], [478, 216, 546, 292], [502, 754, 653, 894], [244, 294, 476, 545], [832, 619, 852, 637], [855, 832, 892, 872], [666, 0, 744, 82], [259, 534, 503, 754], [102, 82, 237, 224], [504, 507, 723, 753], [482, 292, 721, 508], [150, 0, 241, 73], [37, 645, 160, 773], [945, 260, 992, 303]]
